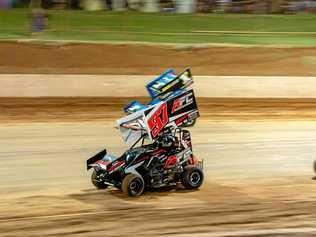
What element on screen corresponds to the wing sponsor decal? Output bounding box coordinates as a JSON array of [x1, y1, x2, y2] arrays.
[[171, 92, 194, 114]]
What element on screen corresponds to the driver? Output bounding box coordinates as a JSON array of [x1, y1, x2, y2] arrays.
[[157, 132, 179, 148]]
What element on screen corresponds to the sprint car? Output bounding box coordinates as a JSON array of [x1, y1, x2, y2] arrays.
[[86, 68, 202, 197], [87, 127, 203, 197]]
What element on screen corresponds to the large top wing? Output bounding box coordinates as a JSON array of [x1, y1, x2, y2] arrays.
[[146, 68, 194, 99], [117, 89, 199, 145]]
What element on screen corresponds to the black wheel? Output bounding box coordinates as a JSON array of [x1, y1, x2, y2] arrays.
[[182, 165, 204, 189], [122, 173, 145, 197], [314, 160, 316, 173], [91, 170, 108, 189], [184, 119, 196, 127]]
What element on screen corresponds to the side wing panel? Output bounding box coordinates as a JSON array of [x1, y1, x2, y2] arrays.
[[166, 89, 199, 127]]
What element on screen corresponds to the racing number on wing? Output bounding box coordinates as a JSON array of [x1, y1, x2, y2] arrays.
[[148, 103, 168, 138]]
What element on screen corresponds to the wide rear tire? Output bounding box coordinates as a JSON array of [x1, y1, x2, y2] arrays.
[[122, 173, 145, 197], [182, 165, 204, 189], [91, 170, 108, 189]]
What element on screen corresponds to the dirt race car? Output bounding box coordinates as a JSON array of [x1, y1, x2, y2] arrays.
[[87, 127, 203, 196], [86, 69, 203, 196], [123, 68, 197, 127]]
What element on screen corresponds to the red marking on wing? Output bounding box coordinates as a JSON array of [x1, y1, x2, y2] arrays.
[[147, 103, 168, 138], [175, 114, 188, 125], [172, 98, 181, 113]]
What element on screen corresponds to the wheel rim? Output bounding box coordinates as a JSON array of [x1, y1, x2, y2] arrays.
[[189, 171, 201, 186], [129, 178, 143, 195]]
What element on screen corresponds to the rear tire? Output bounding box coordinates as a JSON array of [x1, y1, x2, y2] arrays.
[[182, 165, 204, 189], [91, 170, 108, 189], [122, 173, 145, 197]]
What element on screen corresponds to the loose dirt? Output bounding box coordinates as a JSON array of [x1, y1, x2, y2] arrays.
[[0, 120, 315, 237]]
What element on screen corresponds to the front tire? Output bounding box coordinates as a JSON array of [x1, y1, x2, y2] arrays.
[[91, 170, 108, 189], [182, 165, 204, 189], [122, 173, 145, 197]]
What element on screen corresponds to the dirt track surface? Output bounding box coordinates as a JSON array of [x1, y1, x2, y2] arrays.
[[0, 120, 315, 237], [1, 42, 316, 75], [3, 74, 316, 98], [1, 42, 316, 236], [1, 91, 316, 236], [4, 97, 316, 123]]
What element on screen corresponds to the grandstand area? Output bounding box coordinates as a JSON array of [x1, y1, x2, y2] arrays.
[[1, 10, 316, 46]]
